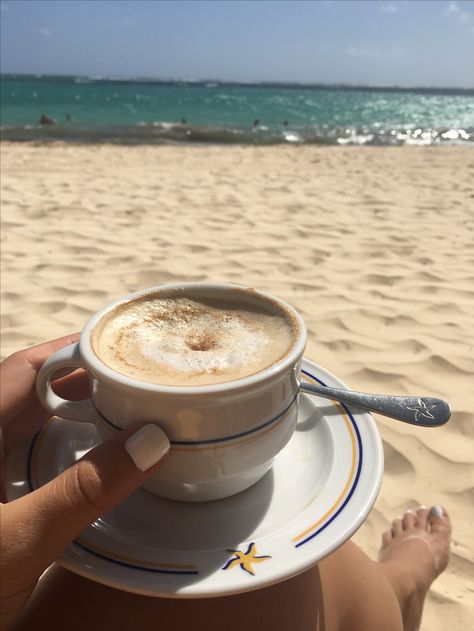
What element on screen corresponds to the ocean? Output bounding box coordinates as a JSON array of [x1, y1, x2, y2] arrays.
[[1, 74, 473, 146]]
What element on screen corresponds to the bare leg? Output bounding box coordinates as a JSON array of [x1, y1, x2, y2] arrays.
[[13, 563, 340, 631], [10, 507, 450, 631], [378, 506, 451, 631], [10, 544, 401, 631]]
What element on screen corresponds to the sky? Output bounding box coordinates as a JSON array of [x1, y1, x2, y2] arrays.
[[1, 0, 473, 88]]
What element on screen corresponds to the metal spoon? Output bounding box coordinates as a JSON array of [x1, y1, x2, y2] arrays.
[[300, 381, 451, 427]]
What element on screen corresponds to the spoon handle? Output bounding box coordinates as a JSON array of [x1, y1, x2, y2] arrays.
[[299, 382, 451, 427]]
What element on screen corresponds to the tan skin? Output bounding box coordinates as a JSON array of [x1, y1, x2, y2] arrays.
[[1, 336, 451, 631]]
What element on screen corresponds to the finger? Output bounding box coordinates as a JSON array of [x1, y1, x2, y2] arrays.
[[0, 333, 80, 423], [2, 423, 170, 580], [52, 368, 90, 400], [1, 394, 51, 454], [24, 333, 81, 370], [1, 370, 90, 453]]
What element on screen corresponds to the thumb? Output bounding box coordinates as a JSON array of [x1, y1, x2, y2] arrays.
[[4, 423, 170, 579]]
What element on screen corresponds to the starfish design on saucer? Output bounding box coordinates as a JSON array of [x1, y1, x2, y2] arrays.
[[407, 398, 437, 421], [222, 542, 271, 575]]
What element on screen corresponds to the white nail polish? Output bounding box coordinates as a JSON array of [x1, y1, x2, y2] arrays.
[[430, 505, 444, 518], [125, 424, 170, 471]]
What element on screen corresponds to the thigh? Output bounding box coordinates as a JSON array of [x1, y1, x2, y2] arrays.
[[12, 542, 402, 631], [12, 564, 336, 631]]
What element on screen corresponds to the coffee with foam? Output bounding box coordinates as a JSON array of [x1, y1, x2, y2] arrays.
[[91, 290, 297, 386]]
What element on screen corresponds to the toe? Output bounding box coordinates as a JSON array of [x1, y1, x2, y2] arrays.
[[402, 509, 417, 530], [391, 518, 403, 536], [416, 506, 429, 530], [429, 506, 451, 532], [382, 530, 392, 547]]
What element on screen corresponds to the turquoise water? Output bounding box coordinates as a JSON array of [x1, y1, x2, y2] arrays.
[[1, 75, 473, 145]]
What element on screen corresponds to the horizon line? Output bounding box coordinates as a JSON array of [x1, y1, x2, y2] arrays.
[[1, 72, 473, 93]]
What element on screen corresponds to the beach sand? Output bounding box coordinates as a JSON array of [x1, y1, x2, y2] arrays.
[[1, 143, 473, 628]]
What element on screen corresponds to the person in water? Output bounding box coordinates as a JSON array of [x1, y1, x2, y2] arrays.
[[0, 334, 451, 631], [38, 114, 55, 125]]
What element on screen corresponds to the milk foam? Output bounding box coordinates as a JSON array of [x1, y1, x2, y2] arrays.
[[92, 295, 295, 386]]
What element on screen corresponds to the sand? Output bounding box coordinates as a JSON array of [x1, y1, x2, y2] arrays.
[[1, 143, 473, 628]]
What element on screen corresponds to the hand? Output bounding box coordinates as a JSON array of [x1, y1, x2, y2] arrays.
[[0, 335, 170, 629]]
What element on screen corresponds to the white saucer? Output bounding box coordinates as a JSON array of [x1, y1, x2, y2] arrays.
[[4, 358, 383, 598]]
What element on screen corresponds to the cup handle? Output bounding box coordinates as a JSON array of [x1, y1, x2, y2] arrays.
[[36, 342, 97, 422]]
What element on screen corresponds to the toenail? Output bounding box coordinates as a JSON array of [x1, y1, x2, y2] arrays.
[[405, 509, 414, 513], [430, 506, 444, 518], [418, 505, 427, 510]]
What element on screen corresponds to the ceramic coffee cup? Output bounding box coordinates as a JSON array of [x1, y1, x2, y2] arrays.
[[36, 282, 307, 501]]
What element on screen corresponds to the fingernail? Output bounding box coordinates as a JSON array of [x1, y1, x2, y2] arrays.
[[430, 505, 444, 518], [125, 424, 170, 471]]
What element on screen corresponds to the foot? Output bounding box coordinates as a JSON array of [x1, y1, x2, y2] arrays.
[[378, 506, 451, 631]]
